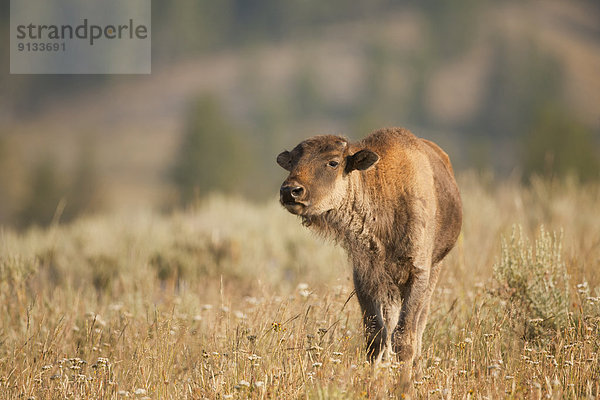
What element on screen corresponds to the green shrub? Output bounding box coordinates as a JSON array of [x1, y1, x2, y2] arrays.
[[493, 225, 570, 340], [88, 254, 120, 294]]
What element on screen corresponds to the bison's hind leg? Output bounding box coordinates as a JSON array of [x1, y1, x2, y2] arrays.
[[393, 262, 442, 381], [414, 262, 442, 362], [392, 267, 430, 372]]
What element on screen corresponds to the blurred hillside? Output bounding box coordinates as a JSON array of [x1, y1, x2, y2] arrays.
[[1, 0, 599, 227]]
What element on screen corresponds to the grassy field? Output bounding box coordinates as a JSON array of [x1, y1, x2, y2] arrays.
[[1, 174, 599, 399]]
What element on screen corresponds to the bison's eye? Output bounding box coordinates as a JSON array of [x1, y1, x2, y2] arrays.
[[328, 160, 339, 168]]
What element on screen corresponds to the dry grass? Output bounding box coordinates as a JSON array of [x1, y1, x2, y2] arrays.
[[1, 174, 599, 399]]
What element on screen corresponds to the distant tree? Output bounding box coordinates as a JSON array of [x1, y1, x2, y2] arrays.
[[0, 137, 17, 224], [13, 142, 103, 229], [17, 157, 65, 228], [477, 38, 564, 143], [417, 0, 485, 60], [62, 140, 103, 221], [350, 40, 396, 136], [291, 65, 322, 119], [472, 37, 566, 173], [521, 104, 599, 181], [171, 95, 250, 204]]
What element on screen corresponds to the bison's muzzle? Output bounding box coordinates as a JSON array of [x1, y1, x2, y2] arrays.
[[280, 183, 307, 214]]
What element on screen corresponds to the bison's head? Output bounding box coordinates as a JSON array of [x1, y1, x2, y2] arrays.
[[277, 135, 379, 217]]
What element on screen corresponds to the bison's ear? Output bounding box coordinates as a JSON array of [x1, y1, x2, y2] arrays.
[[277, 150, 292, 171], [345, 149, 379, 173]]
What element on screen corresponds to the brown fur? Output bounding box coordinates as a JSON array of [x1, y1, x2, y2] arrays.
[[277, 127, 462, 383]]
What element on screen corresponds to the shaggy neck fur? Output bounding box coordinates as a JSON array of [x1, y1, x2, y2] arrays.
[[306, 170, 413, 301], [303, 172, 389, 258]]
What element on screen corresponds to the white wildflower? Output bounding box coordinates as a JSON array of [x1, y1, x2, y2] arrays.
[[235, 380, 250, 389], [234, 311, 247, 319]]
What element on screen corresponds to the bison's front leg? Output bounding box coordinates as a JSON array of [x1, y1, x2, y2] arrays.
[[353, 271, 384, 362], [354, 269, 400, 364]]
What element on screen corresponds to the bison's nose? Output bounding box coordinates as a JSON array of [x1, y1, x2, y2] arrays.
[[290, 186, 304, 198], [280, 184, 305, 203]]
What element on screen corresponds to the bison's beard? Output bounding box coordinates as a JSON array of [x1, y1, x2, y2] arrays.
[[282, 201, 334, 228], [281, 194, 341, 229], [301, 209, 337, 230], [282, 202, 306, 215]]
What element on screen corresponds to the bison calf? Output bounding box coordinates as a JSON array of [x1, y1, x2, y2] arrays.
[[277, 127, 462, 379]]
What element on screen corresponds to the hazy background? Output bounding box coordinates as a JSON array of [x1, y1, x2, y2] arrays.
[[1, 0, 599, 228]]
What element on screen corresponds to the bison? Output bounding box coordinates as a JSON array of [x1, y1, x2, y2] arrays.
[[277, 127, 462, 380]]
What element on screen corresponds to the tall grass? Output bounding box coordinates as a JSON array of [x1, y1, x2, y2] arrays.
[[0, 175, 599, 399]]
